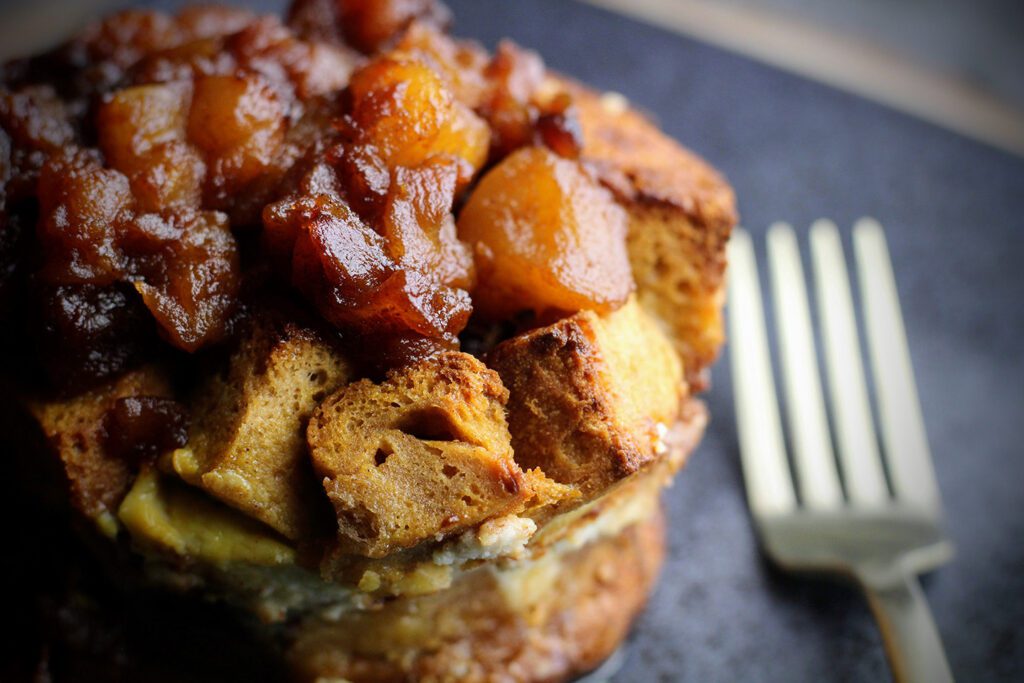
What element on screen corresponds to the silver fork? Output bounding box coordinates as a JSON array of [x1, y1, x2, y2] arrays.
[[727, 218, 954, 682]]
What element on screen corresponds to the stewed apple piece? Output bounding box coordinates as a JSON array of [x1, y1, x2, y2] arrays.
[[188, 73, 286, 195], [263, 190, 472, 353], [347, 57, 489, 180], [457, 146, 633, 318], [97, 83, 204, 210], [97, 83, 189, 174], [379, 160, 474, 289]]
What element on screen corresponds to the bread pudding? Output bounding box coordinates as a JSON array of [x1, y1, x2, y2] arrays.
[[0, 1, 735, 680]]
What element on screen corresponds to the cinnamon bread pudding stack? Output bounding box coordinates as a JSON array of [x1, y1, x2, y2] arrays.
[[0, 1, 735, 680]]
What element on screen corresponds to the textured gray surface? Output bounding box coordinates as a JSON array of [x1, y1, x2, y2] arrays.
[[127, 0, 1024, 679], [443, 2, 1024, 681]]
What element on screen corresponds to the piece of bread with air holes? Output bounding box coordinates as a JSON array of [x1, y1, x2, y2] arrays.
[[173, 311, 352, 541], [27, 366, 174, 519], [556, 78, 737, 390], [487, 297, 685, 498], [307, 351, 561, 559]]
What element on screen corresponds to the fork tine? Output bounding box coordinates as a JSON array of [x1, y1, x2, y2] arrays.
[[853, 218, 941, 513], [728, 229, 797, 517], [809, 220, 889, 506], [767, 223, 843, 509]]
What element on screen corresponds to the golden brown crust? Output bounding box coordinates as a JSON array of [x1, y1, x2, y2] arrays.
[[318, 399, 703, 601], [488, 298, 684, 498], [560, 78, 736, 388], [562, 78, 735, 226], [308, 351, 532, 557], [26, 366, 173, 518], [628, 204, 728, 390], [525, 398, 705, 554], [288, 508, 666, 683], [176, 311, 353, 540]]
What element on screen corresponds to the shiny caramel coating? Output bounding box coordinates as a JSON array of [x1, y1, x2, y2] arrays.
[[34, 152, 240, 352], [264, 187, 471, 353], [261, 54, 486, 362]]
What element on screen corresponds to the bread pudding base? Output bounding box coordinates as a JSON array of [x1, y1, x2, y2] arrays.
[[285, 405, 706, 682], [289, 508, 666, 683]]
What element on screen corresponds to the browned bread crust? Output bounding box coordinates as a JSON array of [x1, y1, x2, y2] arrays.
[[289, 400, 705, 682], [488, 297, 683, 498], [563, 79, 737, 388], [309, 351, 531, 557]]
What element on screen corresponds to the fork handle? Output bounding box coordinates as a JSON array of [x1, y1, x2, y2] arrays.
[[860, 568, 954, 683]]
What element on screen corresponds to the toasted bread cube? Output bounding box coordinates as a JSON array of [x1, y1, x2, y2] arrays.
[[308, 352, 531, 558], [175, 314, 352, 540], [564, 79, 736, 389], [488, 298, 684, 496], [28, 366, 173, 518]]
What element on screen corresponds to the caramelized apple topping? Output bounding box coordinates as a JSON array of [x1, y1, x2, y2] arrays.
[[391, 21, 490, 107], [1, 7, 360, 389], [36, 152, 240, 352], [262, 52, 484, 364], [263, 164, 473, 364], [2, 0, 631, 387], [103, 395, 190, 463]]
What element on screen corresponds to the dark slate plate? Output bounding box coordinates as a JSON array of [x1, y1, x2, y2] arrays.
[[127, 0, 1024, 679]]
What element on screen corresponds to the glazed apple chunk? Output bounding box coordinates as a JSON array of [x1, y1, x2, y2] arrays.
[[96, 82, 204, 211], [188, 73, 287, 197], [262, 52, 493, 364], [457, 145, 634, 318], [34, 152, 239, 352], [346, 56, 489, 184]]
